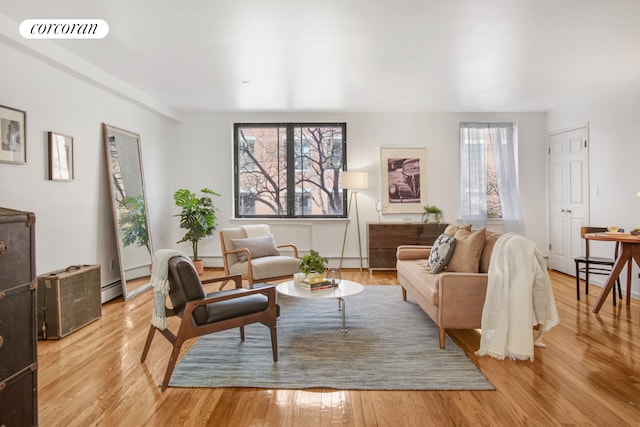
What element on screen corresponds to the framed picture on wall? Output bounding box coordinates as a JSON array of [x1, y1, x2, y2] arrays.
[[0, 104, 27, 164], [48, 132, 74, 181], [380, 147, 427, 214]]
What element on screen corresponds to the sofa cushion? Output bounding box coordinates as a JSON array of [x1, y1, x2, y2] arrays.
[[480, 230, 502, 273], [231, 235, 280, 263], [396, 259, 441, 307], [447, 228, 486, 273], [444, 224, 472, 237], [428, 233, 456, 273]]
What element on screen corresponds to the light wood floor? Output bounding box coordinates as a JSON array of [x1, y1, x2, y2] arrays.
[[37, 269, 640, 426]]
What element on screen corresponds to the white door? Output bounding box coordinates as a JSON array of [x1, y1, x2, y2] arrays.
[[548, 126, 590, 275]]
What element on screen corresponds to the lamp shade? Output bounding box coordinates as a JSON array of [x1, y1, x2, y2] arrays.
[[342, 171, 368, 190]]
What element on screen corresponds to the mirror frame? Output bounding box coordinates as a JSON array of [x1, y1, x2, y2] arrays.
[[103, 123, 153, 300]]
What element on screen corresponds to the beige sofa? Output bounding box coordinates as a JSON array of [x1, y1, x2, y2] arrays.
[[395, 225, 501, 349]]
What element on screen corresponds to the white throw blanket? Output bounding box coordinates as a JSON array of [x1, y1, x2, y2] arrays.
[[476, 233, 560, 361], [241, 224, 270, 237], [150, 249, 190, 330]]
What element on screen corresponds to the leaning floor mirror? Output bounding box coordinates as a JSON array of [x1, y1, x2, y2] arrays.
[[103, 123, 153, 300]]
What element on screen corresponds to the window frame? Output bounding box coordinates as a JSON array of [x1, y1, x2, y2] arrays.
[[233, 122, 348, 219]]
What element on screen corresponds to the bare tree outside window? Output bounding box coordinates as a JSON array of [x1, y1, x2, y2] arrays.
[[486, 133, 503, 217], [235, 123, 347, 218], [459, 122, 508, 219]]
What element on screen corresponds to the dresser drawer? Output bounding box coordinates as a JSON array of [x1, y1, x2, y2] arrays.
[[0, 283, 37, 382], [0, 208, 36, 291], [0, 366, 38, 427]]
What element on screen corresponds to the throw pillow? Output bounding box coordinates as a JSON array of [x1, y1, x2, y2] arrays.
[[446, 228, 487, 273], [480, 230, 502, 273], [231, 235, 280, 263], [444, 224, 472, 237], [428, 233, 457, 274]]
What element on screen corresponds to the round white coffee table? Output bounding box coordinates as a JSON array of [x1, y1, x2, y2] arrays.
[[276, 279, 364, 333]]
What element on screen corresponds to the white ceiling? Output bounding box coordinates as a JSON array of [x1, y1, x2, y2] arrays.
[[2, 0, 640, 114]]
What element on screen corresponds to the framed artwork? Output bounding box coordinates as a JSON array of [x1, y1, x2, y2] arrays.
[[0, 105, 27, 164], [48, 132, 74, 181], [380, 147, 427, 214]]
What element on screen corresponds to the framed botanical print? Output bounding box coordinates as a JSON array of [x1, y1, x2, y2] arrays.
[[0, 105, 27, 164], [48, 132, 74, 181], [380, 147, 427, 214]]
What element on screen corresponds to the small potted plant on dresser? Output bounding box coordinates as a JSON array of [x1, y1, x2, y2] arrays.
[[174, 187, 220, 274], [422, 204, 444, 224]]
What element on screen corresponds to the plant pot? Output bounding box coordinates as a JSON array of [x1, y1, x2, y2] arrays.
[[193, 259, 204, 275]]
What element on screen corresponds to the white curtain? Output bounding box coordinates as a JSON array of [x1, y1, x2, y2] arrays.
[[459, 125, 487, 228], [459, 123, 524, 234], [490, 124, 525, 234]]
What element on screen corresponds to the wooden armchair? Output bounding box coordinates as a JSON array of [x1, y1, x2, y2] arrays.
[[219, 225, 300, 288], [140, 255, 278, 390]]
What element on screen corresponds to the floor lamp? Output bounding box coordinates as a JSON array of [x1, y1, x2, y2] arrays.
[[339, 171, 368, 272]]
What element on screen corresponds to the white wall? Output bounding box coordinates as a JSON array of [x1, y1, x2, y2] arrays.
[[0, 42, 176, 288], [0, 40, 549, 283], [547, 86, 640, 297], [174, 111, 548, 268]]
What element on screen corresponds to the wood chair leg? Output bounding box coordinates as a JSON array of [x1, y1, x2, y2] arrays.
[[575, 263, 581, 301], [438, 328, 446, 349], [402, 286, 407, 301], [161, 339, 185, 391], [585, 265, 589, 295], [626, 259, 633, 305], [239, 325, 245, 341], [140, 325, 156, 363]]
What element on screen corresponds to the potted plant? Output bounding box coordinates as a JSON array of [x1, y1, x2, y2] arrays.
[[299, 249, 329, 280], [422, 204, 444, 224], [174, 187, 220, 274], [118, 195, 151, 255]]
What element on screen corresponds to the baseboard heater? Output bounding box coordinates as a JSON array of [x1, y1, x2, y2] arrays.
[[101, 280, 122, 303]]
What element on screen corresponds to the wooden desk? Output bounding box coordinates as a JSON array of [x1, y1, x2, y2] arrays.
[[585, 232, 640, 313]]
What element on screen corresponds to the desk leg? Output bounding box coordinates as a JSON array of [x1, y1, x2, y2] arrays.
[[593, 244, 640, 313], [593, 247, 631, 313]]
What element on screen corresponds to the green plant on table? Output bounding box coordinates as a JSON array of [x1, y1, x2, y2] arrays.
[[299, 249, 329, 276], [174, 187, 220, 261]]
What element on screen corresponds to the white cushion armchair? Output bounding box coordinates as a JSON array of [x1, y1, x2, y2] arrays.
[[220, 225, 300, 288]]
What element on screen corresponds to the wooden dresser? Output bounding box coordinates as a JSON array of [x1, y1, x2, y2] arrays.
[[367, 222, 447, 271], [0, 207, 38, 426]]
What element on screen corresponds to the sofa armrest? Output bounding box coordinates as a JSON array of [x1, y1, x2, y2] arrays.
[[396, 245, 432, 261], [437, 273, 488, 329]]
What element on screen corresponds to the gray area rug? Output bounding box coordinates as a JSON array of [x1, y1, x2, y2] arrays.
[[169, 285, 494, 390]]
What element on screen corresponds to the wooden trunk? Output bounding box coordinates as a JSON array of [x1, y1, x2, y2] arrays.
[[37, 264, 102, 340], [367, 222, 447, 271], [0, 207, 37, 427]]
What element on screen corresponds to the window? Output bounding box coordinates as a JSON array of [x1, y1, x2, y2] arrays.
[[234, 123, 347, 218], [459, 122, 520, 227]]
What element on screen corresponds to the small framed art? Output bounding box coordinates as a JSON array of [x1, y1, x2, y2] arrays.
[[48, 132, 74, 181], [380, 147, 427, 214], [0, 104, 27, 164]]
